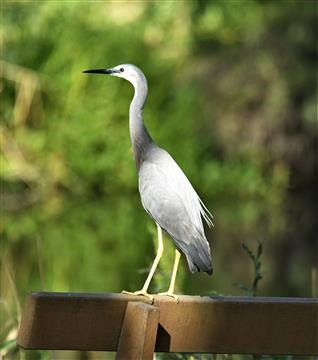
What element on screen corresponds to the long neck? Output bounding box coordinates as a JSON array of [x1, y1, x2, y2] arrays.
[[129, 79, 153, 169]]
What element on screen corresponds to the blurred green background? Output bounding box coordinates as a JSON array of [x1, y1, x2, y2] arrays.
[[1, 0, 317, 359]]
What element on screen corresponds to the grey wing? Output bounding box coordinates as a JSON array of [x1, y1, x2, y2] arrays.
[[138, 153, 213, 274]]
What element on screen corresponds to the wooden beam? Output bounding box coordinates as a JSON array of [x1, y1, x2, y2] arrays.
[[17, 292, 318, 355], [116, 302, 159, 360]]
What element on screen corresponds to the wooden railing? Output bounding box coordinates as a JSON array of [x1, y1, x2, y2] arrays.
[[17, 292, 318, 359]]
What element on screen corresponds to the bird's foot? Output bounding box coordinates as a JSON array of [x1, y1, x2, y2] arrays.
[[158, 291, 179, 303], [121, 290, 154, 304]]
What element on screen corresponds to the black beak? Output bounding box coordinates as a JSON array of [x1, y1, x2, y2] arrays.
[[83, 68, 115, 75]]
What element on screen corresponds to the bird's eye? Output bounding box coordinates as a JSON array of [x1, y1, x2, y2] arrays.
[[120, 68, 124, 72]]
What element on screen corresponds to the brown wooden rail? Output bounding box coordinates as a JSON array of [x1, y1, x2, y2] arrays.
[[17, 292, 317, 359]]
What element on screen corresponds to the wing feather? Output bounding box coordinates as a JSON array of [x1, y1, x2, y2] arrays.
[[138, 148, 213, 274]]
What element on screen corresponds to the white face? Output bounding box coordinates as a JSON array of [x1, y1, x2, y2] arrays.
[[83, 63, 146, 89], [110, 64, 141, 87]]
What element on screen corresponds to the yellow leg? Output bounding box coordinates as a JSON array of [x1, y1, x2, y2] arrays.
[[158, 249, 181, 302], [122, 224, 164, 303]]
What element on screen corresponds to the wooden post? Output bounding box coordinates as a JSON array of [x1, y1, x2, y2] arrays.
[[116, 302, 159, 360]]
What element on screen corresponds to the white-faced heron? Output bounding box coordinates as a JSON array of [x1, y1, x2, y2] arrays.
[[83, 64, 213, 301]]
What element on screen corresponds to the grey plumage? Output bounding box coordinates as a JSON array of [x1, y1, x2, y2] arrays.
[[139, 146, 213, 274], [84, 64, 213, 276]]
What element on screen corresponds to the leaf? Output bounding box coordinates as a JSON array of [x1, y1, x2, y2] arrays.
[[0, 339, 17, 354]]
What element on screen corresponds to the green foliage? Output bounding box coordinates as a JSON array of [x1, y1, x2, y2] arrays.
[[1, 0, 316, 359], [0, 339, 16, 353], [233, 239, 264, 296]]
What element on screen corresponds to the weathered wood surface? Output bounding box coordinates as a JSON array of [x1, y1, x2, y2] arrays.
[[17, 292, 318, 355], [116, 302, 159, 360]]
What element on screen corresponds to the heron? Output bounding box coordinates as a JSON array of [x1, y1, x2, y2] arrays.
[[83, 64, 213, 302]]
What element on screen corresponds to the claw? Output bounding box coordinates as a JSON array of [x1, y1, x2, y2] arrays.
[[122, 290, 154, 304], [158, 291, 179, 303]]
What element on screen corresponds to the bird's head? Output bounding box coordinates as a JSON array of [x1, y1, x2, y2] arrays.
[[83, 64, 146, 88]]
